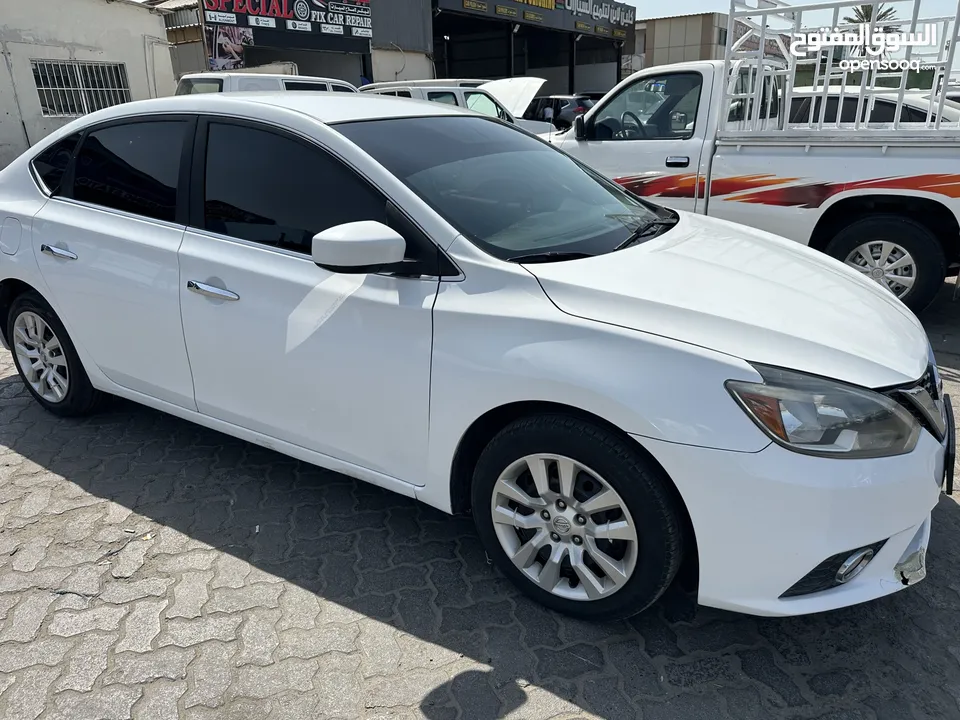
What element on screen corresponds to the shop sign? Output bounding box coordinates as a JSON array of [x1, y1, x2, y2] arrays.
[[203, 0, 374, 40], [438, 0, 635, 39]]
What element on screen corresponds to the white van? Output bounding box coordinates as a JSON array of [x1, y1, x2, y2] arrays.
[[176, 72, 358, 95], [362, 78, 553, 134]]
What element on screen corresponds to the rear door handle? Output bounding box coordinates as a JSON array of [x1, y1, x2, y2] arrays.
[[40, 244, 77, 260], [665, 156, 690, 168], [187, 280, 239, 301]]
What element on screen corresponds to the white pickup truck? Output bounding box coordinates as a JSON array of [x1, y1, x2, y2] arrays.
[[549, 0, 960, 311]]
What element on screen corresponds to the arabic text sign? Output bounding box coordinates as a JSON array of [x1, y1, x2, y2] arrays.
[[789, 23, 938, 57], [439, 0, 635, 39]]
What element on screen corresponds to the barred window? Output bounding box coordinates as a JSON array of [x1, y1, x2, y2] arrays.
[[31, 60, 132, 118]]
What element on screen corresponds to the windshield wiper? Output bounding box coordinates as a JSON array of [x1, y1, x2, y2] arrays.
[[613, 217, 679, 251], [507, 251, 595, 264]]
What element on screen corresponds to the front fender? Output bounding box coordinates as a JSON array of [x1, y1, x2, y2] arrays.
[[420, 253, 769, 512]]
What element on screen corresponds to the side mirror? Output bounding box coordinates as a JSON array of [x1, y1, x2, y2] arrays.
[[311, 220, 406, 274], [574, 114, 586, 140]]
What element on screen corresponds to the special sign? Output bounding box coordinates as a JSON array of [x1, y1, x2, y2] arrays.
[[203, 0, 372, 38]]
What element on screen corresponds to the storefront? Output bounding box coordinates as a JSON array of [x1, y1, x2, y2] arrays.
[[200, 0, 374, 84], [432, 0, 636, 94]]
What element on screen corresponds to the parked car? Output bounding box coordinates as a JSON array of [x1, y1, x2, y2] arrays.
[[361, 78, 553, 134], [579, 91, 610, 102], [0, 92, 951, 621], [359, 78, 489, 91], [176, 72, 358, 95], [524, 95, 595, 129]]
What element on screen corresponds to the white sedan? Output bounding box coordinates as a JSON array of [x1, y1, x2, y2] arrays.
[[0, 93, 952, 620]]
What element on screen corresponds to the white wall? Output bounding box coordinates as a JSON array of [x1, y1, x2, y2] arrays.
[[0, 0, 175, 168], [529, 62, 619, 95], [371, 48, 434, 83]]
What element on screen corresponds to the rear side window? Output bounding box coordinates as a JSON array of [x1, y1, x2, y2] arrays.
[[332, 84, 355, 93], [32, 132, 81, 194], [427, 91, 458, 106], [177, 79, 223, 95], [237, 77, 283, 91], [284, 81, 329, 91], [73, 121, 187, 223], [395, 90, 412, 98]]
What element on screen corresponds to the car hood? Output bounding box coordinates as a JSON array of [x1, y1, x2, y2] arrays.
[[524, 212, 929, 388], [479, 77, 546, 117]]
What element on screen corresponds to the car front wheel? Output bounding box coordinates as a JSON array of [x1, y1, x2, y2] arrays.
[[471, 414, 685, 620]]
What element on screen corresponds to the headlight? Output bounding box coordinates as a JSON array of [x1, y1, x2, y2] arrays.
[[726, 364, 920, 458]]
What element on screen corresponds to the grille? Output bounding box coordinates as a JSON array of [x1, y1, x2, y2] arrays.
[[883, 365, 946, 442], [780, 540, 887, 598]]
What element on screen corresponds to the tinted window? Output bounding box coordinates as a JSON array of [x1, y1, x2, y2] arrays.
[[336, 116, 661, 261], [427, 91, 458, 105], [202, 122, 387, 253], [177, 79, 223, 95], [237, 77, 282, 91], [332, 84, 355, 92], [32, 132, 81, 194], [284, 81, 329, 91], [73, 121, 186, 222], [395, 90, 412, 98]]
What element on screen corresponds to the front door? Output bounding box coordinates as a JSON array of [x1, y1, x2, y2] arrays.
[[178, 118, 437, 483], [31, 117, 197, 410], [552, 67, 713, 213]]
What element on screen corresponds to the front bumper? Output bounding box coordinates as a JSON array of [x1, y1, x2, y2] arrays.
[[638, 427, 946, 617]]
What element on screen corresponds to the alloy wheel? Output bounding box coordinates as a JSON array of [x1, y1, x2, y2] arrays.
[[12, 311, 69, 403], [490, 453, 639, 601], [844, 241, 916, 297]]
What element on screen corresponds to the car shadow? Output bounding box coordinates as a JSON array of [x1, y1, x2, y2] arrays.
[[2, 373, 960, 718]]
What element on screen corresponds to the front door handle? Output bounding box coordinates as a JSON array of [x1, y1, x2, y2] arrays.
[[187, 280, 239, 301], [40, 244, 78, 260], [665, 156, 690, 168]]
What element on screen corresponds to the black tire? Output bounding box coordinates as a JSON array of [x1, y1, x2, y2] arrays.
[[824, 214, 946, 313], [6, 291, 102, 417], [471, 414, 684, 621]]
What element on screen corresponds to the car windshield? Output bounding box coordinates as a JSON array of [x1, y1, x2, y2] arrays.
[[334, 116, 665, 260]]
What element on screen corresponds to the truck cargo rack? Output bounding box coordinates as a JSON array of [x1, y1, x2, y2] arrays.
[[720, 0, 960, 139]]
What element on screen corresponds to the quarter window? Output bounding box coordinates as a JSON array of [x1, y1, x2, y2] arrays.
[[32, 132, 81, 195], [72, 121, 187, 223], [201, 122, 388, 254], [284, 81, 329, 91], [332, 84, 355, 92]]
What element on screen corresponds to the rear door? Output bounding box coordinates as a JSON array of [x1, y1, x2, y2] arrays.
[[551, 66, 714, 213], [30, 116, 197, 409]]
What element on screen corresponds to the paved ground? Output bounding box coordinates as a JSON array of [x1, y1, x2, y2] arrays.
[[2, 287, 960, 720]]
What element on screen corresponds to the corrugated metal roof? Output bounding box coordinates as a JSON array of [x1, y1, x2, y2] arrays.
[[152, 0, 197, 9], [636, 10, 726, 22]]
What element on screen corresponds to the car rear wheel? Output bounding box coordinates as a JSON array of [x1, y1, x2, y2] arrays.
[[7, 292, 102, 416], [825, 214, 945, 312], [471, 414, 684, 620]]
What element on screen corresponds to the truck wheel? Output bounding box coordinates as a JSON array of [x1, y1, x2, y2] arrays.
[[825, 214, 945, 312]]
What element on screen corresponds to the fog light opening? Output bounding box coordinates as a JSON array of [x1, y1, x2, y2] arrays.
[[835, 548, 875, 584]]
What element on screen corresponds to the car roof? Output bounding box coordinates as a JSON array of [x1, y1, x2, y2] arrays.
[[59, 92, 469, 127], [180, 72, 353, 85]]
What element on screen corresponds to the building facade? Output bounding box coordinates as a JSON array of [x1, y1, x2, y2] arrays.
[[0, 0, 176, 168]]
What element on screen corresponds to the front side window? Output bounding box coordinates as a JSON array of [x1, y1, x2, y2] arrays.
[[464, 91, 504, 119], [32, 133, 81, 195], [334, 116, 664, 261], [427, 91, 458, 106], [202, 122, 387, 254], [591, 73, 702, 140], [177, 79, 223, 95], [73, 121, 187, 223]]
